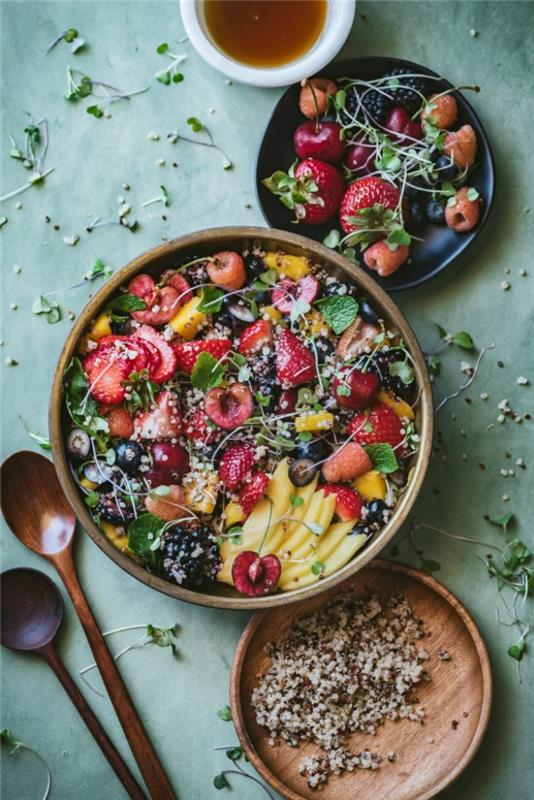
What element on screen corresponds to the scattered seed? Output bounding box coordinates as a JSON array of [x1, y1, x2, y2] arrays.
[[5, 357, 18, 366], [53, 223, 60, 231], [461, 453, 467, 460], [63, 234, 79, 246], [13, 264, 22, 274], [122, 183, 130, 191], [470, 28, 478, 37], [500, 468, 508, 477], [480, 392, 489, 400], [516, 458, 524, 467], [516, 376, 529, 385], [15, 201, 22, 209], [451, 720, 459, 730], [502, 495, 510, 502], [44, 215, 51, 223], [157, 158, 166, 166], [497, 414, 505, 423], [508, 469, 514, 476], [497, 360, 504, 368], [67, 310, 76, 320], [224, 79, 232, 85], [9, 302, 18, 310], [500, 281, 510, 291], [147, 132, 160, 140], [426, 735, 434, 743], [504, 268, 511, 274], [479, 463, 486, 470], [519, 269, 527, 276]]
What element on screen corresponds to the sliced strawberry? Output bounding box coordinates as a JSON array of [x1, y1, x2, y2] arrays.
[[83, 349, 129, 405], [219, 443, 257, 489], [172, 339, 232, 374], [318, 484, 363, 522], [134, 389, 182, 440], [272, 275, 319, 314], [347, 403, 404, 450], [161, 270, 193, 305], [183, 408, 219, 444], [332, 368, 380, 411], [238, 321, 273, 355], [232, 550, 281, 597], [133, 337, 161, 373], [276, 329, 316, 386], [204, 383, 253, 430], [99, 404, 134, 438], [97, 335, 151, 375], [238, 471, 271, 516], [135, 324, 177, 383]]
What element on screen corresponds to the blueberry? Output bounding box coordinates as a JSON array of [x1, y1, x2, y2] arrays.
[[435, 155, 457, 182], [425, 199, 446, 225], [314, 337, 335, 363], [226, 300, 255, 323], [322, 281, 355, 298], [114, 440, 143, 474], [252, 289, 270, 306], [366, 499, 387, 525], [245, 255, 266, 279], [289, 458, 318, 487], [358, 298, 380, 326], [295, 438, 329, 462], [408, 201, 425, 227], [67, 428, 91, 461]]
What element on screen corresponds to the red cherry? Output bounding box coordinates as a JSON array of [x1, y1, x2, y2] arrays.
[[403, 120, 423, 140], [151, 442, 190, 476], [204, 383, 254, 430], [293, 121, 345, 164], [276, 388, 298, 415], [232, 551, 281, 597], [345, 141, 374, 174], [385, 105, 411, 134]]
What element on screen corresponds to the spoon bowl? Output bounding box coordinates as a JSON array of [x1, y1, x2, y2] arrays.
[[1, 568, 63, 651]]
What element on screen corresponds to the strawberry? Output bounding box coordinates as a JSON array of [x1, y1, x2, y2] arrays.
[[183, 408, 219, 444], [135, 324, 177, 383], [134, 389, 182, 440], [318, 484, 363, 522], [332, 368, 380, 410], [363, 241, 410, 277], [347, 403, 404, 450], [172, 339, 232, 374], [339, 176, 402, 236], [219, 443, 257, 489], [272, 275, 320, 314], [128, 273, 182, 326], [99, 404, 134, 438], [321, 443, 372, 482], [207, 251, 246, 291], [96, 335, 151, 375], [83, 349, 129, 405], [276, 329, 316, 386], [238, 471, 270, 516], [232, 550, 281, 597], [238, 321, 273, 355], [444, 124, 477, 169], [262, 158, 345, 226]]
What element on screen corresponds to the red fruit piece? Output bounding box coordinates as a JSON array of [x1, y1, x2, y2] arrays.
[[444, 186, 481, 232], [172, 338, 232, 374], [219, 443, 257, 489], [276, 388, 298, 415], [272, 275, 320, 314], [128, 274, 182, 326], [293, 121, 345, 164], [345, 139, 374, 174], [322, 442, 372, 482], [238, 471, 270, 516], [318, 484, 363, 522], [204, 383, 254, 430], [161, 270, 193, 305], [443, 124, 477, 169], [99, 404, 134, 438], [135, 324, 177, 383], [421, 93, 458, 130], [339, 177, 402, 235], [151, 441, 190, 477], [363, 241, 410, 277], [134, 389, 182, 440], [299, 77, 337, 118], [347, 403, 405, 450], [83, 349, 129, 405], [384, 107, 423, 144], [97, 335, 151, 375], [276, 329, 316, 386], [232, 550, 281, 597], [238, 320, 273, 355], [332, 368, 380, 410], [207, 251, 246, 291], [336, 317, 381, 360], [183, 408, 219, 444], [263, 158, 345, 226]]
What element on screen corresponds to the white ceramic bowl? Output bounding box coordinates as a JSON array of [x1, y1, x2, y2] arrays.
[[180, 0, 356, 88]]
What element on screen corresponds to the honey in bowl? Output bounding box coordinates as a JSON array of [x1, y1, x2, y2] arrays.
[[203, 0, 328, 68]]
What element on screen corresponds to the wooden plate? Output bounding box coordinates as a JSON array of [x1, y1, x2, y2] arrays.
[[231, 560, 492, 800]]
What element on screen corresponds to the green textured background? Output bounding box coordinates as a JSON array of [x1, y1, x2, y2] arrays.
[[1, 1, 533, 798]]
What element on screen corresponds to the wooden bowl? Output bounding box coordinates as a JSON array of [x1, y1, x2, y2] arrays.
[[231, 560, 492, 799], [49, 227, 433, 610]]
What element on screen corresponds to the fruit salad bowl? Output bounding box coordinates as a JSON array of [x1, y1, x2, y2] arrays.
[[50, 227, 433, 610]]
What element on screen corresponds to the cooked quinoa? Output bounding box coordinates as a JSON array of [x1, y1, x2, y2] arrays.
[[251, 592, 431, 789]]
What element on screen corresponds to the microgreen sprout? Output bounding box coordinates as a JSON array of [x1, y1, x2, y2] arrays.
[[31, 258, 113, 323], [155, 43, 186, 85], [213, 736, 275, 798], [65, 66, 149, 118], [165, 118, 233, 170], [1, 729, 51, 800], [142, 185, 171, 208], [1, 115, 54, 203], [48, 27, 85, 53], [434, 342, 495, 411]]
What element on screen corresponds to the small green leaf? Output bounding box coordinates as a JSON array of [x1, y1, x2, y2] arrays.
[[190, 352, 225, 391], [105, 293, 147, 315], [467, 187, 480, 201], [198, 285, 224, 313], [259, 268, 278, 286], [488, 512, 514, 535], [27, 432, 51, 450], [336, 383, 351, 397], [84, 257, 112, 281], [364, 443, 399, 474], [508, 641, 526, 661], [172, 73, 184, 83], [217, 705, 232, 722], [227, 526, 243, 545], [388, 360, 414, 385], [128, 514, 165, 562], [363, 420, 374, 433], [323, 229, 341, 249], [156, 70, 171, 85], [156, 42, 169, 54], [334, 89, 346, 110], [298, 431, 313, 442], [427, 355, 441, 375], [187, 116, 203, 133], [225, 746, 243, 761], [311, 560, 325, 575], [387, 226, 411, 248], [315, 295, 359, 335], [86, 105, 103, 119], [420, 559, 441, 574], [85, 491, 100, 509], [213, 773, 230, 790], [452, 331, 475, 350], [289, 494, 304, 507], [64, 28, 78, 42], [435, 323, 448, 339]]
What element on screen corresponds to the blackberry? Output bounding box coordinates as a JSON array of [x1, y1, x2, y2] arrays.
[[322, 281, 356, 299], [368, 350, 415, 402], [383, 67, 430, 115], [95, 491, 136, 523], [160, 520, 221, 587]]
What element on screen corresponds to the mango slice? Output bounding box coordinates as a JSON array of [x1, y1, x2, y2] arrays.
[[354, 470, 387, 501], [264, 252, 310, 280]]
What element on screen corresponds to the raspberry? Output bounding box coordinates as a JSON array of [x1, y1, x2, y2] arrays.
[[321, 443, 372, 483], [219, 444, 257, 489]]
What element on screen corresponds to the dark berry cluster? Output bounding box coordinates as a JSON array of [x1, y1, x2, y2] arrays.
[[383, 67, 430, 115], [161, 520, 221, 587]]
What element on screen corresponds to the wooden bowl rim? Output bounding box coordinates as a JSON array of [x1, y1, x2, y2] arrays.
[[49, 226, 433, 610], [230, 558, 493, 800]]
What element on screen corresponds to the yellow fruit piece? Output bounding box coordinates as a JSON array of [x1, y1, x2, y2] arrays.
[[261, 305, 282, 323], [295, 411, 334, 433], [79, 313, 112, 354], [378, 388, 415, 420], [184, 471, 219, 513], [300, 309, 330, 336], [284, 491, 336, 562], [225, 501, 245, 528], [280, 525, 366, 591], [80, 477, 98, 491], [264, 252, 310, 280], [261, 475, 318, 556], [169, 296, 207, 339], [354, 470, 387, 501]]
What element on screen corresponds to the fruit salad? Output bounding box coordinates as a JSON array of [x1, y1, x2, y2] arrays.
[[263, 68, 483, 277], [62, 247, 420, 597]]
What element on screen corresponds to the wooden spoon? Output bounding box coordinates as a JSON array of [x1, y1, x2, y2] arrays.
[[1, 451, 176, 800], [1, 567, 146, 799]]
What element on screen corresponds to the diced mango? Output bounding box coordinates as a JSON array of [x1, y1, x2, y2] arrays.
[[261, 305, 282, 323], [264, 252, 310, 280], [79, 313, 112, 354], [169, 296, 207, 339], [295, 411, 334, 433], [354, 470, 386, 501], [225, 501, 245, 528], [184, 472, 219, 514], [378, 388, 415, 420], [300, 309, 330, 336], [81, 477, 98, 491]]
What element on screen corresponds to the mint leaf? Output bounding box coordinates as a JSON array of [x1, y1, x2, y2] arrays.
[[364, 443, 399, 474], [190, 352, 224, 391], [388, 360, 414, 385], [105, 293, 146, 314], [315, 296, 359, 335], [452, 331, 475, 350], [156, 42, 169, 54], [128, 513, 165, 562], [198, 285, 224, 313]]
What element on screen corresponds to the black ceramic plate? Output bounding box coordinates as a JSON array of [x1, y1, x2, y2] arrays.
[[256, 57, 495, 292]]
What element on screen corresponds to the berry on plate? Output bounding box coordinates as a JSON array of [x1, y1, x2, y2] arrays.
[[318, 484, 363, 521], [276, 329, 317, 386], [263, 158, 345, 225], [219, 443, 257, 489], [421, 93, 458, 129], [299, 77, 337, 119], [445, 186, 481, 232], [173, 338, 232, 373], [444, 124, 477, 169], [339, 177, 402, 235], [347, 403, 405, 450], [363, 241, 410, 277], [232, 550, 281, 597], [332, 367, 380, 410], [321, 443, 372, 482], [293, 121, 345, 164]]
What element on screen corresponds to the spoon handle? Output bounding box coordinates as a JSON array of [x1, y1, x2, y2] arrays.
[[40, 641, 146, 800], [55, 557, 177, 800]]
